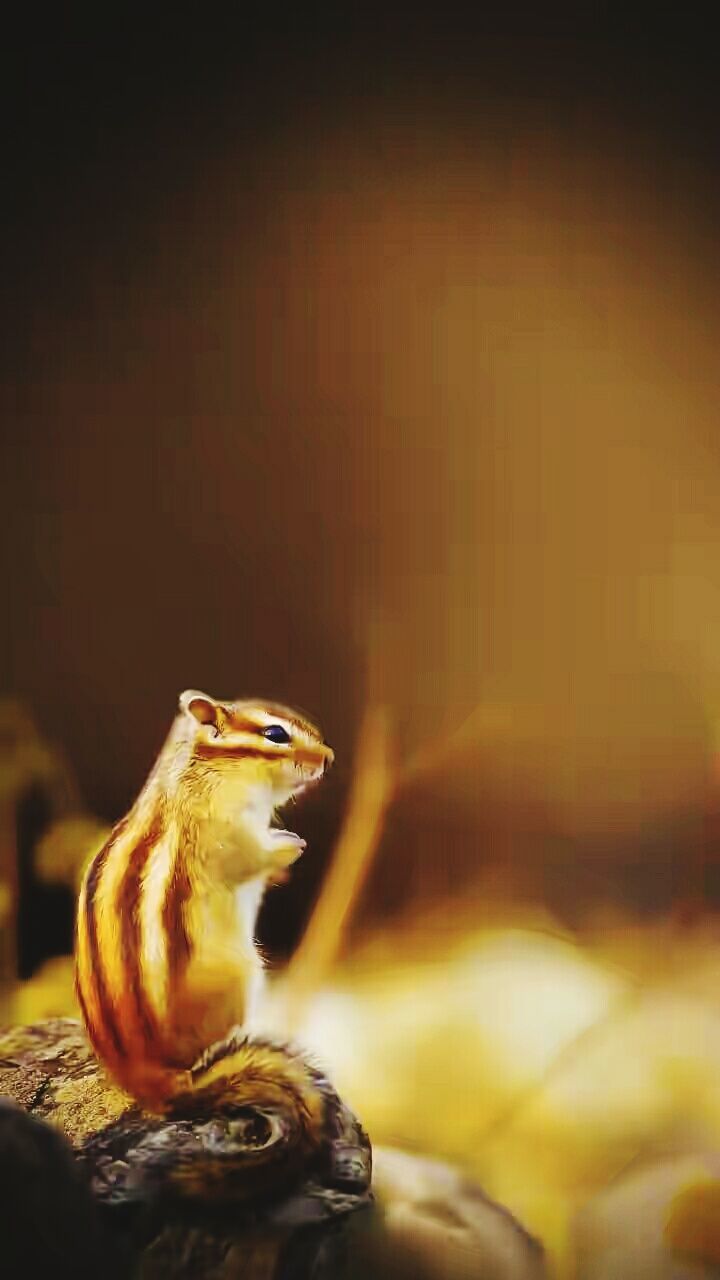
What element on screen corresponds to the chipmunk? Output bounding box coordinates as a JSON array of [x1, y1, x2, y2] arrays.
[[74, 690, 336, 1182]]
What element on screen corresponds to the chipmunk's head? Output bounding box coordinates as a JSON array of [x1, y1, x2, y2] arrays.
[[178, 690, 333, 804]]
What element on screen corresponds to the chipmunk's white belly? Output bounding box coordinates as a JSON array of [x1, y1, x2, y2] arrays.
[[233, 876, 269, 1030]]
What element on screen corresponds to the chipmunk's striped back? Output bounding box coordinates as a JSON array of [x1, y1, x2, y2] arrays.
[[75, 808, 198, 1103]]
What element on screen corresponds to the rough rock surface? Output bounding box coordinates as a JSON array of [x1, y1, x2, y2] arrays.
[[0, 1018, 546, 1278]]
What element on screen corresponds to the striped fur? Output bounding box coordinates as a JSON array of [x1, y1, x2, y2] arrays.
[[75, 691, 333, 1139]]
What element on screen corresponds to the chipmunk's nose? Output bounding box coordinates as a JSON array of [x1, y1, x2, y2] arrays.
[[315, 743, 334, 774], [295, 742, 334, 770]]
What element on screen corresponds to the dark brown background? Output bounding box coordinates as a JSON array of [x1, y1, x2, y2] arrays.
[[2, 10, 720, 960]]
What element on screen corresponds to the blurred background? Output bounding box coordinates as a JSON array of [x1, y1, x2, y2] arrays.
[[3, 8, 720, 1276]]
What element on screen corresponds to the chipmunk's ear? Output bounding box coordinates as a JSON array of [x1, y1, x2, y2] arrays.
[[179, 689, 219, 727]]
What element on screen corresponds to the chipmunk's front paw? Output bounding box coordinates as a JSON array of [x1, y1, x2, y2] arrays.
[[265, 828, 306, 869]]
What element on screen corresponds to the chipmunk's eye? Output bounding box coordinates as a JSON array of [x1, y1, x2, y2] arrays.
[[262, 724, 291, 745]]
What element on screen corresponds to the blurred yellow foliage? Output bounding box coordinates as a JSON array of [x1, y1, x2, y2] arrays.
[[269, 901, 720, 1277], [34, 815, 110, 891], [11, 956, 78, 1025]]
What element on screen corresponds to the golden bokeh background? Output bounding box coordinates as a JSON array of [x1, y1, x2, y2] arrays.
[[3, 14, 720, 1276]]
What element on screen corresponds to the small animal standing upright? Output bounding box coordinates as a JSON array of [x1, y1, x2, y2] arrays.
[[75, 690, 335, 1184]]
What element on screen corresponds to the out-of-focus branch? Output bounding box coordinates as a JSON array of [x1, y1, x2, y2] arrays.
[[284, 705, 395, 1031], [398, 703, 546, 793], [284, 697, 535, 1027]]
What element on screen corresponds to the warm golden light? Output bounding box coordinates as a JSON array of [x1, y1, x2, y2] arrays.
[[4, 58, 720, 1275]]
